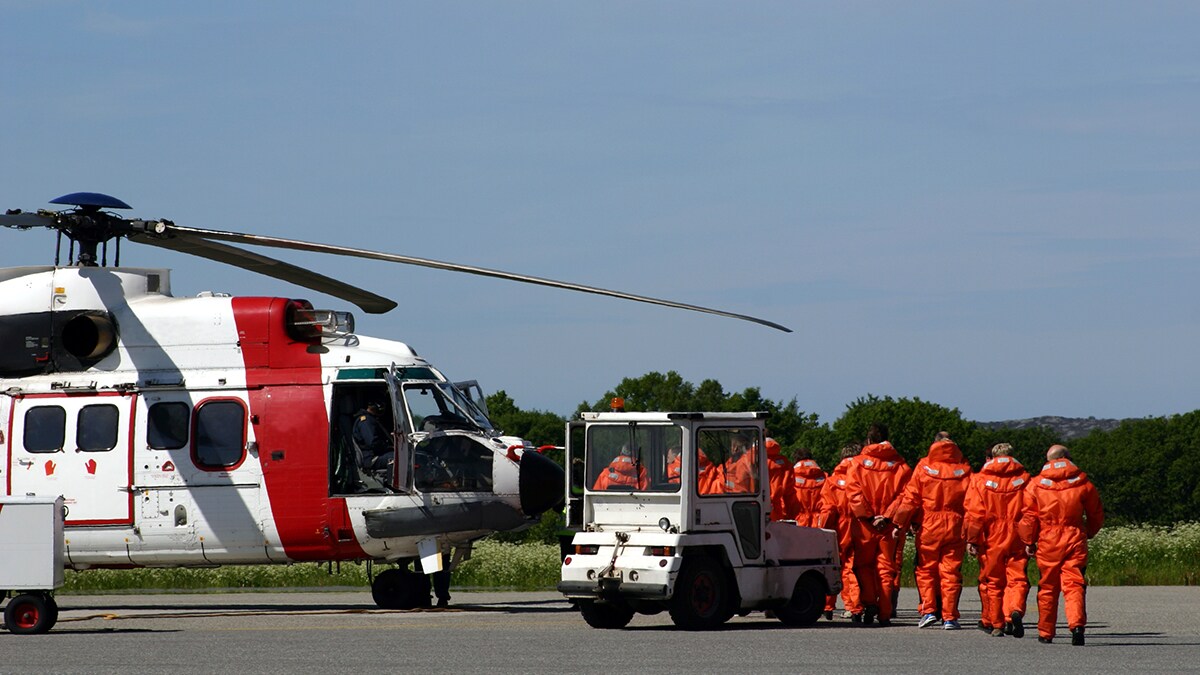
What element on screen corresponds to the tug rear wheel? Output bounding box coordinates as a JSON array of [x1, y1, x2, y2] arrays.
[[775, 573, 825, 627]]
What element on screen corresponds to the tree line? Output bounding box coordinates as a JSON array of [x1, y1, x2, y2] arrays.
[[487, 370, 1200, 526]]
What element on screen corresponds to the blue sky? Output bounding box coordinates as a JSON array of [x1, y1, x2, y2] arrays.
[[3, 2, 1199, 424]]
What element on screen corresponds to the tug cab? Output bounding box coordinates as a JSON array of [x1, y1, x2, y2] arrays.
[[558, 410, 840, 630]]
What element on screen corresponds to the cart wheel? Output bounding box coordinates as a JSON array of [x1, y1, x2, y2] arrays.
[[4, 593, 54, 635]]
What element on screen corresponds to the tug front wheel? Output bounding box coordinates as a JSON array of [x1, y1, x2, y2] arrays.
[[669, 556, 732, 630]]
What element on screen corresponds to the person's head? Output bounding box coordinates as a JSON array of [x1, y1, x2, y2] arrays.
[[793, 446, 812, 461], [866, 423, 889, 444], [731, 433, 752, 455], [990, 443, 1012, 459], [619, 443, 637, 457], [366, 402, 382, 415], [934, 431, 951, 442], [1047, 444, 1071, 461], [667, 446, 681, 462], [839, 443, 862, 461]]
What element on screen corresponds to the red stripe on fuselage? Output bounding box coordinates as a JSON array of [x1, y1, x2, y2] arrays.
[[232, 297, 366, 561]]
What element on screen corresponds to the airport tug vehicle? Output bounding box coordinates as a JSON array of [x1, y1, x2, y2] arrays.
[[558, 408, 841, 630]]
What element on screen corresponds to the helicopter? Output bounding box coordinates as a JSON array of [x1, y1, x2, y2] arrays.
[[0, 192, 789, 631]]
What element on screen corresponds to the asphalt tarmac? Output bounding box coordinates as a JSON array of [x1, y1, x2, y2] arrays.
[[2, 586, 1197, 673]]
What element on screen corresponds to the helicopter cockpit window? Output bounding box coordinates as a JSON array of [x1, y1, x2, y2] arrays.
[[402, 382, 490, 434], [193, 400, 247, 469], [24, 406, 66, 453], [414, 434, 493, 492], [585, 424, 682, 493], [77, 404, 119, 452], [147, 402, 190, 450], [696, 428, 761, 496]]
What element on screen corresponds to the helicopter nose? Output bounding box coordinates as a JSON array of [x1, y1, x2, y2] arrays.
[[519, 449, 565, 517]]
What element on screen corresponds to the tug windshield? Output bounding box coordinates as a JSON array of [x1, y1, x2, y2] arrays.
[[585, 424, 682, 493]]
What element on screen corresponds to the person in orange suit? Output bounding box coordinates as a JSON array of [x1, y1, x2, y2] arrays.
[[963, 442, 1031, 638], [820, 444, 862, 621], [886, 432, 972, 630], [718, 433, 757, 494], [1018, 445, 1104, 646], [697, 448, 723, 495], [845, 423, 911, 626], [790, 448, 826, 526], [665, 446, 682, 485], [592, 443, 649, 490], [766, 438, 799, 521]]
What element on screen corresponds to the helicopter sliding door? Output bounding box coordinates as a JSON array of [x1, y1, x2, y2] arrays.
[[7, 392, 135, 526]]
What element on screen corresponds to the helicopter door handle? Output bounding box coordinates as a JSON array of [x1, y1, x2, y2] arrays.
[[18, 458, 34, 467]]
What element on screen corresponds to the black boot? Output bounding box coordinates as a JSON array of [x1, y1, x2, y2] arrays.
[[1010, 611, 1024, 639], [1071, 626, 1085, 646]]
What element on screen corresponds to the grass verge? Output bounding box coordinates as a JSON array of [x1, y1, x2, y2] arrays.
[[56, 523, 1200, 594]]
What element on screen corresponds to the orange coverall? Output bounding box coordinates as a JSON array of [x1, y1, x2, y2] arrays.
[[963, 456, 1031, 631], [819, 458, 860, 615], [1018, 459, 1104, 641], [766, 439, 799, 521], [889, 440, 972, 622], [592, 454, 649, 490], [697, 449, 722, 495], [719, 448, 757, 494], [790, 459, 826, 527], [846, 441, 911, 622]]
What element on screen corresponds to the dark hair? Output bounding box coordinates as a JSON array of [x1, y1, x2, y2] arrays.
[[839, 443, 862, 460], [793, 447, 812, 461], [866, 423, 889, 444]]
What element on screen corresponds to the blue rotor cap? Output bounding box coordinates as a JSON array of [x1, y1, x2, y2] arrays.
[[50, 192, 132, 209]]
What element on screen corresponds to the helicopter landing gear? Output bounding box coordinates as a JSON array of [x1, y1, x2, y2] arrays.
[[371, 568, 431, 610]]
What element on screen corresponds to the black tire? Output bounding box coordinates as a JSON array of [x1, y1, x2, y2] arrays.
[[4, 593, 53, 635], [578, 600, 635, 629], [775, 573, 825, 627], [371, 569, 431, 609], [669, 556, 732, 630]]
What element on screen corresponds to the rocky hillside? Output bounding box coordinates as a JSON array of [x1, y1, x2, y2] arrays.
[[978, 416, 1125, 440]]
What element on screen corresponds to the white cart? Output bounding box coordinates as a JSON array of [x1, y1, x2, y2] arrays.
[[1, 495, 65, 634]]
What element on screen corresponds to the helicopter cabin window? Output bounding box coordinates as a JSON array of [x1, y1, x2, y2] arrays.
[[77, 404, 119, 452], [147, 402, 190, 450], [585, 424, 682, 493], [193, 400, 247, 469], [696, 428, 761, 496], [24, 406, 67, 453]]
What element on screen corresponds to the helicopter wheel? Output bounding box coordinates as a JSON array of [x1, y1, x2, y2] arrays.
[[371, 569, 431, 610]]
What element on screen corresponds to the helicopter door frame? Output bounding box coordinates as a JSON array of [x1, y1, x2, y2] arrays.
[[384, 365, 412, 492], [7, 391, 136, 527]]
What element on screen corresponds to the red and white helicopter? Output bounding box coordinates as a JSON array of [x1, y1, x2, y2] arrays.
[[0, 192, 788, 629]]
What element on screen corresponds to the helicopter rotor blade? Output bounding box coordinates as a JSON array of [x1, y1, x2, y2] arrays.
[[0, 211, 58, 230], [148, 224, 792, 333], [131, 232, 398, 314]]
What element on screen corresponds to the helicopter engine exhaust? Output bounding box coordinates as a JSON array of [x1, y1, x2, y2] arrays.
[[61, 312, 117, 360]]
